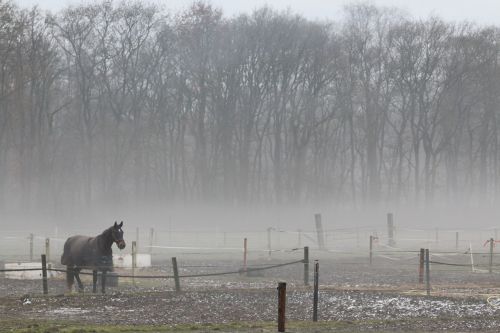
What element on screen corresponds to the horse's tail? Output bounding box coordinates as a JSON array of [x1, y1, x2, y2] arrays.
[[61, 238, 71, 265]]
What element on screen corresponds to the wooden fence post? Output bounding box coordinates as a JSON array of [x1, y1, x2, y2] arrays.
[[489, 238, 494, 274], [314, 214, 326, 250], [132, 241, 137, 285], [313, 260, 319, 322], [149, 228, 154, 254], [315, 214, 325, 250], [387, 213, 395, 247], [41, 254, 48, 295], [277, 282, 286, 332], [303, 246, 309, 286], [425, 249, 430, 296], [455, 232, 459, 250], [29, 233, 34, 261], [135, 227, 139, 250], [356, 228, 360, 248], [172, 257, 181, 292], [419, 248, 424, 284], [45, 238, 50, 263], [369, 236, 373, 265], [267, 227, 272, 257], [243, 238, 248, 273]]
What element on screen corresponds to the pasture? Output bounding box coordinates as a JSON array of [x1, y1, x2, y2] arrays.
[[2, 219, 500, 332]]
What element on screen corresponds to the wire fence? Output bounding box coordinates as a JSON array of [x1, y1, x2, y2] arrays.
[[3, 223, 500, 298]]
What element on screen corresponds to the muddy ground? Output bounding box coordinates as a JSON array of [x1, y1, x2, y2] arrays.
[[2, 254, 500, 332]]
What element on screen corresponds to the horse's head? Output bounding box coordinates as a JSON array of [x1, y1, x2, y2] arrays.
[[112, 221, 126, 250]]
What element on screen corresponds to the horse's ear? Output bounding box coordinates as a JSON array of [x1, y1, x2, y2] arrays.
[[119, 221, 123, 227], [114, 221, 118, 228]]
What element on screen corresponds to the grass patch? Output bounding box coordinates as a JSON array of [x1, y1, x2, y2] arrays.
[[0, 319, 354, 333]]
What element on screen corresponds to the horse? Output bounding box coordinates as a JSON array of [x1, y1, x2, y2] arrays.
[[61, 221, 126, 293]]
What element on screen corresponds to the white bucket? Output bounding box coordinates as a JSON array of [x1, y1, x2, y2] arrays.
[[113, 254, 151, 268]]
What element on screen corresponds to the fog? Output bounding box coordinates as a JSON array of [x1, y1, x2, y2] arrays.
[[1, 0, 500, 239]]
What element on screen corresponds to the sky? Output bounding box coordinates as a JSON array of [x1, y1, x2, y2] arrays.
[[11, 0, 500, 26]]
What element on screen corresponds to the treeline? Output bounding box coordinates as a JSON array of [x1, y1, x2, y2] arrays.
[[1, 0, 499, 214]]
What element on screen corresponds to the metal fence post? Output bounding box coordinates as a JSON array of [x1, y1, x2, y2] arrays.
[[313, 260, 319, 322], [45, 238, 50, 263], [149, 228, 154, 254]]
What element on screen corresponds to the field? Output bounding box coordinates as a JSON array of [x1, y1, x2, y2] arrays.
[[2, 225, 500, 332]]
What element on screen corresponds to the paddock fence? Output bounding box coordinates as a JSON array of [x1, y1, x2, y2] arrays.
[[2, 213, 500, 298]]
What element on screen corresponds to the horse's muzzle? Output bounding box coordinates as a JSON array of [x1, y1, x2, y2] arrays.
[[116, 240, 126, 250]]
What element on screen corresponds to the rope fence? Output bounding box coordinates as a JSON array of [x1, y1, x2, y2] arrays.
[[4, 246, 500, 297]]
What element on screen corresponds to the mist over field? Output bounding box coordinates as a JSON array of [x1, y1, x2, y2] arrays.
[[1, 0, 500, 235]]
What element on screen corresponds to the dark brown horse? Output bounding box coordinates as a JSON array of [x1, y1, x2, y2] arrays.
[[61, 221, 126, 293]]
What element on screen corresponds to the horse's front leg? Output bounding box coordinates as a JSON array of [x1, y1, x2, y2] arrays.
[[101, 270, 107, 294], [74, 268, 84, 293], [66, 266, 75, 292], [92, 270, 97, 293]]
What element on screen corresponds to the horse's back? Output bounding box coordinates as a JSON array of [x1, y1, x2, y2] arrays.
[[61, 235, 93, 266]]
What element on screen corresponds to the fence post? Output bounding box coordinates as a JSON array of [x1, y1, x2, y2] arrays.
[[267, 227, 272, 257], [135, 227, 139, 250], [315, 213, 325, 250], [387, 213, 395, 247], [149, 228, 154, 254], [313, 260, 319, 322], [29, 233, 34, 261], [172, 257, 181, 292], [41, 254, 48, 295], [45, 238, 50, 263], [277, 282, 286, 332], [132, 241, 137, 285], [419, 248, 424, 284], [243, 238, 248, 273], [489, 238, 494, 274], [455, 232, 459, 250], [369, 236, 373, 265], [425, 248, 430, 296], [356, 227, 360, 248], [303, 246, 309, 286]]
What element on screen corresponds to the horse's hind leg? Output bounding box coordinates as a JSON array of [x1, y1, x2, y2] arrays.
[[92, 270, 97, 293], [74, 268, 84, 293], [101, 270, 106, 294]]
